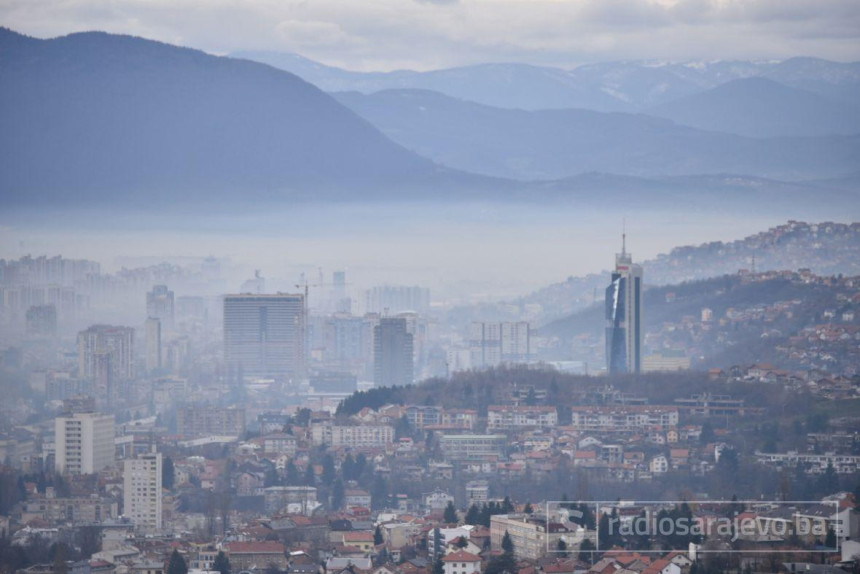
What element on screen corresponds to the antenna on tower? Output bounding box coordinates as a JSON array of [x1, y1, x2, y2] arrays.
[[622, 218, 627, 256]]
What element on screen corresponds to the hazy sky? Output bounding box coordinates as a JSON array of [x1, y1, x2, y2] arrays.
[[2, 0, 859, 71]]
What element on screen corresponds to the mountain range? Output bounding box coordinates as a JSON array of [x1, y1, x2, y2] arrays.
[[0, 27, 468, 205], [234, 50, 860, 113], [333, 88, 860, 180], [1, 27, 858, 210]]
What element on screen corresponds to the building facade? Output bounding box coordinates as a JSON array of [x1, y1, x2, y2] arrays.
[[123, 451, 162, 532], [374, 317, 414, 387], [54, 412, 115, 475], [605, 235, 643, 374], [223, 294, 306, 379]]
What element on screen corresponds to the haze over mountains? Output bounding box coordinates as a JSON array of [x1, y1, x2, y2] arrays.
[[333, 89, 859, 181], [1, 27, 858, 214]]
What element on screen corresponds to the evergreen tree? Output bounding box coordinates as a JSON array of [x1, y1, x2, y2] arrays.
[[285, 460, 300, 485], [51, 543, 68, 574], [332, 478, 345, 510], [502, 496, 514, 513], [303, 464, 316, 486], [167, 550, 188, 574], [213, 551, 231, 574], [556, 539, 567, 557], [322, 454, 336, 485], [162, 456, 175, 490], [374, 525, 384, 546], [443, 501, 458, 524], [342, 454, 356, 481], [523, 502, 533, 514], [432, 557, 444, 574], [501, 531, 514, 556], [464, 504, 480, 525], [825, 527, 837, 549], [578, 539, 595, 562]]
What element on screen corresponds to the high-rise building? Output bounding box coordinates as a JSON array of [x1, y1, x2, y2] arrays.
[[146, 285, 175, 331], [364, 285, 430, 315], [77, 325, 135, 381], [469, 322, 532, 369], [55, 412, 115, 475], [145, 317, 162, 374], [605, 235, 644, 374], [123, 450, 162, 532], [223, 294, 306, 379], [374, 317, 414, 387], [26, 304, 57, 337], [177, 405, 246, 437]]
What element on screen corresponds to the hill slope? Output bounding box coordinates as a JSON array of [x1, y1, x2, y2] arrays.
[[334, 89, 860, 181], [0, 28, 453, 205], [648, 77, 860, 138]]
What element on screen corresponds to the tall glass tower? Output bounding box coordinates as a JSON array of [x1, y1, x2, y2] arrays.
[[605, 234, 643, 374]]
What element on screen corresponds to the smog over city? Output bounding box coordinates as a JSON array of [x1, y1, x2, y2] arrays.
[[0, 1, 859, 573]]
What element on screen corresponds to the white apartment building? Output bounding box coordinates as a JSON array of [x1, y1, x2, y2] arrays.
[[54, 412, 115, 475], [123, 451, 162, 532], [310, 423, 394, 448], [487, 406, 558, 430], [568, 406, 679, 432]]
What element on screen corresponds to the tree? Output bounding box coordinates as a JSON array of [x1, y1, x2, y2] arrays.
[[213, 551, 231, 574], [501, 531, 514, 556], [825, 527, 836, 549], [578, 539, 595, 562], [443, 501, 458, 524], [331, 478, 345, 510], [51, 543, 68, 574], [303, 464, 316, 486], [432, 557, 444, 574], [167, 549, 188, 574], [322, 454, 336, 486], [374, 525, 384, 546], [556, 538, 567, 557], [484, 553, 516, 574], [465, 504, 480, 525], [76, 526, 101, 558], [163, 456, 175, 490], [700, 421, 715, 444], [523, 502, 533, 514]]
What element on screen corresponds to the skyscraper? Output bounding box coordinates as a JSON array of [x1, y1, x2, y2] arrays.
[[78, 325, 135, 380], [145, 317, 162, 373], [124, 449, 163, 532], [146, 285, 175, 331], [605, 234, 643, 374], [223, 294, 306, 379], [55, 412, 115, 475], [374, 317, 414, 387]]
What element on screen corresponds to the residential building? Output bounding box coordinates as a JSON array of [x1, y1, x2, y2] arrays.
[[146, 285, 174, 331], [145, 317, 161, 374], [374, 317, 414, 387], [55, 412, 115, 475], [123, 450, 162, 532], [439, 434, 507, 462], [487, 406, 558, 430], [441, 551, 481, 574], [177, 406, 245, 437], [310, 423, 394, 448]]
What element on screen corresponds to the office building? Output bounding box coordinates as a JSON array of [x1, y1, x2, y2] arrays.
[[146, 285, 175, 331], [605, 235, 643, 374], [365, 285, 430, 315], [469, 322, 532, 368], [223, 293, 305, 379], [55, 412, 115, 475], [123, 450, 162, 532], [145, 317, 162, 373], [374, 317, 414, 387]]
